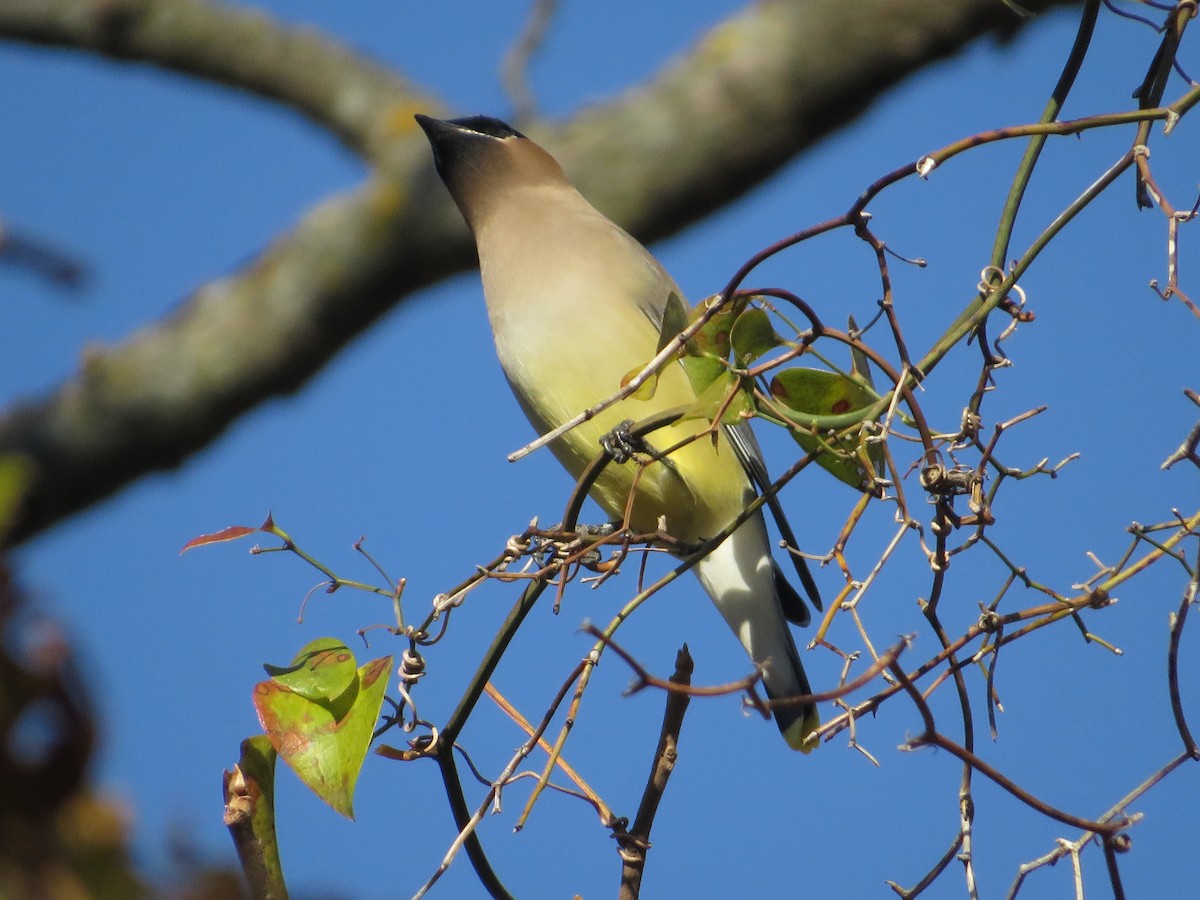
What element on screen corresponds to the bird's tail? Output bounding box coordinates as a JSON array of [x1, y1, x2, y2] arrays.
[[693, 513, 819, 752]]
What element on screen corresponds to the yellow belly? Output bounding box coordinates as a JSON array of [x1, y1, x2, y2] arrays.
[[495, 302, 750, 544]]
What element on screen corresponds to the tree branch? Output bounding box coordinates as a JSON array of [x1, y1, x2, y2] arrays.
[[0, 0, 434, 167]]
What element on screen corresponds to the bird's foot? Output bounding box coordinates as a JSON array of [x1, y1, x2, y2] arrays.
[[575, 522, 617, 536], [599, 419, 645, 463]]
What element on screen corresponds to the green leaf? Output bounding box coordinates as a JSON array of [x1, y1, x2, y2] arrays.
[[678, 294, 745, 394], [770, 368, 879, 418], [255, 650, 393, 819], [730, 307, 783, 364], [623, 291, 696, 402], [620, 363, 660, 401], [768, 368, 884, 493], [682, 371, 754, 426], [656, 290, 690, 353], [263, 637, 358, 707], [846, 315, 876, 391], [680, 353, 728, 397]]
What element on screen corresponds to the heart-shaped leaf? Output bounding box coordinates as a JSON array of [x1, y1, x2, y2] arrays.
[[730, 307, 783, 365], [263, 637, 358, 708], [255, 645, 393, 819], [678, 294, 747, 394], [768, 367, 884, 493]]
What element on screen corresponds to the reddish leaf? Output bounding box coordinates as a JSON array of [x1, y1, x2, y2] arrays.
[[180, 512, 275, 554]]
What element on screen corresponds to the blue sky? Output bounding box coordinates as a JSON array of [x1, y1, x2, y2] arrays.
[[3, 2, 1199, 897]]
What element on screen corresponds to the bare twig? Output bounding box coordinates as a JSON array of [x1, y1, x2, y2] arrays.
[[616, 645, 694, 900]]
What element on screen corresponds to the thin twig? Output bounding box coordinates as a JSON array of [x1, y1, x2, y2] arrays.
[[616, 645, 694, 900]]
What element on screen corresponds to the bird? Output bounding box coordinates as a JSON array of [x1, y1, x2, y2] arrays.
[[415, 114, 820, 751]]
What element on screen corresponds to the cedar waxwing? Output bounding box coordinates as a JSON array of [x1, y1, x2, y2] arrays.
[[416, 114, 820, 751]]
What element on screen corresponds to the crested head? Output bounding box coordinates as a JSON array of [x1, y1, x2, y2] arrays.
[[415, 113, 570, 229], [423, 115, 526, 141]]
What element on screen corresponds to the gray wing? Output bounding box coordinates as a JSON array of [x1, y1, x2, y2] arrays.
[[724, 422, 822, 623]]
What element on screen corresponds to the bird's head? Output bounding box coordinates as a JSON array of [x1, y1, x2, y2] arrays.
[[415, 114, 569, 228]]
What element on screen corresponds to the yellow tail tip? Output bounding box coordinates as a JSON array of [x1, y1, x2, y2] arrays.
[[782, 709, 820, 753]]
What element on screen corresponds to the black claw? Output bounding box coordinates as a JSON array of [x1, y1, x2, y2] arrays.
[[599, 419, 643, 463]]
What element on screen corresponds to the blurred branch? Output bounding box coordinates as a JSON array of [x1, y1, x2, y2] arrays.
[[0, 0, 1076, 546], [0, 220, 86, 288], [0, 0, 434, 168], [502, 0, 560, 123]]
